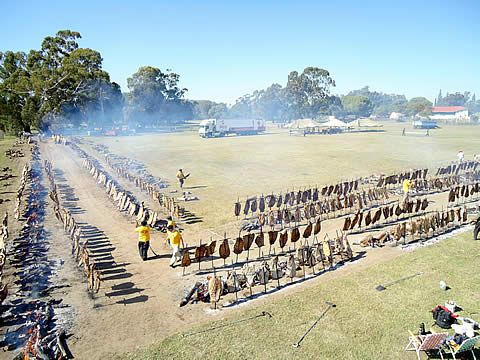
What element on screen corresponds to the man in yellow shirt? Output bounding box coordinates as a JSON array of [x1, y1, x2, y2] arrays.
[[167, 224, 184, 268], [402, 179, 412, 208], [176, 169, 190, 189], [135, 220, 150, 261]]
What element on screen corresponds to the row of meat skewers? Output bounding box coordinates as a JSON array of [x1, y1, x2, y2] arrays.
[[45, 160, 101, 294], [70, 140, 183, 224]]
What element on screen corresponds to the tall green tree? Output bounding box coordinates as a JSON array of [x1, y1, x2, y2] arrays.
[[256, 83, 288, 122], [1, 30, 116, 132], [126, 66, 188, 125], [0, 51, 31, 132], [27, 31, 111, 128], [286, 67, 336, 119]]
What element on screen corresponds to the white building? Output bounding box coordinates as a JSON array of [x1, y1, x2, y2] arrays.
[[430, 106, 470, 124]]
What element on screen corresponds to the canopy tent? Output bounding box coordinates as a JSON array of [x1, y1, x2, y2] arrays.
[[353, 118, 384, 128], [318, 117, 351, 128], [284, 118, 322, 129]]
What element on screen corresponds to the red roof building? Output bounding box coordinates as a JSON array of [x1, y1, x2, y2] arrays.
[[430, 106, 470, 124]]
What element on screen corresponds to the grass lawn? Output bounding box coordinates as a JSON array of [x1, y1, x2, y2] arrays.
[[86, 122, 480, 230], [117, 229, 480, 359]]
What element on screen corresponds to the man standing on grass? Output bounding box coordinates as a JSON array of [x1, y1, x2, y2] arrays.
[[135, 220, 150, 261], [166, 224, 184, 268]]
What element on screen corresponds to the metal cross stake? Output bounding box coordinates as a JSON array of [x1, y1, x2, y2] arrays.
[[293, 302, 336, 348], [182, 311, 272, 338]]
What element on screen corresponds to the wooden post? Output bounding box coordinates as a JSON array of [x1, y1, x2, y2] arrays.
[[274, 261, 280, 288], [198, 239, 202, 271], [263, 267, 267, 294], [232, 259, 238, 304]]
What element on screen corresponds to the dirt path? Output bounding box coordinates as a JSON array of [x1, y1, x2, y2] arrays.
[[36, 140, 480, 359]]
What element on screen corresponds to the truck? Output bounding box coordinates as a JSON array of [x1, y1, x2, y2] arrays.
[[198, 118, 265, 138]]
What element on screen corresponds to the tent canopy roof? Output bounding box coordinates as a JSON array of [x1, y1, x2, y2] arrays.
[[353, 118, 384, 127], [285, 118, 322, 128], [318, 117, 350, 128]]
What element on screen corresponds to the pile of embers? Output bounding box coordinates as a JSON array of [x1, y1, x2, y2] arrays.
[[1, 155, 73, 358]]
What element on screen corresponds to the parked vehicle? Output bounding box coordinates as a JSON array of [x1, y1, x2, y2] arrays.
[[198, 118, 265, 138]]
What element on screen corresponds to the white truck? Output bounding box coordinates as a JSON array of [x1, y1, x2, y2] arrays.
[[198, 118, 265, 138]]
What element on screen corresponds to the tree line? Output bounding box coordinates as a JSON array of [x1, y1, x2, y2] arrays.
[[2, 30, 479, 134], [0, 30, 189, 133], [192, 87, 480, 123]]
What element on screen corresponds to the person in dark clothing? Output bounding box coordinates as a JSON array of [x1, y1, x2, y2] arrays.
[[472, 215, 480, 240]]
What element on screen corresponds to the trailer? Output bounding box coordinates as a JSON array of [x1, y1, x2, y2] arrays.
[[198, 118, 265, 138], [412, 120, 439, 129]]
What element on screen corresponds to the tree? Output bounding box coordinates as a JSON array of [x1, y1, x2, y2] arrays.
[[228, 94, 255, 118], [405, 97, 432, 116], [437, 92, 468, 106], [27, 31, 112, 129], [341, 95, 374, 117], [286, 67, 336, 119], [1, 30, 117, 132], [207, 103, 228, 119], [0, 51, 31, 132], [347, 86, 407, 116], [126, 66, 188, 125], [435, 89, 442, 106], [256, 83, 288, 122]]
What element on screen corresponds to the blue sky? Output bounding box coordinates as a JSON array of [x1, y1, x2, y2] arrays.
[[2, 0, 479, 104]]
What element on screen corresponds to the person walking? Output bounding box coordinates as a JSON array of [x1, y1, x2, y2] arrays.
[[176, 169, 190, 189], [135, 220, 151, 261], [166, 224, 184, 268]]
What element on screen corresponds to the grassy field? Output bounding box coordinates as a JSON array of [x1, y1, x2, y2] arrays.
[[86, 122, 480, 229], [117, 230, 480, 360]]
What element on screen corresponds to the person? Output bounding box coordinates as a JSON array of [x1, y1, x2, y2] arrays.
[[402, 178, 411, 208], [135, 220, 150, 261], [425, 129, 429, 136], [166, 224, 184, 268], [167, 215, 176, 229], [402, 128, 406, 136], [457, 150, 464, 163], [472, 214, 480, 240], [176, 169, 187, 188]]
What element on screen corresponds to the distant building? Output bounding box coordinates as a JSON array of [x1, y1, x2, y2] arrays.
[[431, 106, 470, 124]]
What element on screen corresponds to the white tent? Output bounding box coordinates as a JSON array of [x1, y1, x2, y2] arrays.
[[318, 116, 351, 128], [353, 118, 384, 128], [284, 118, 321, 129]]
